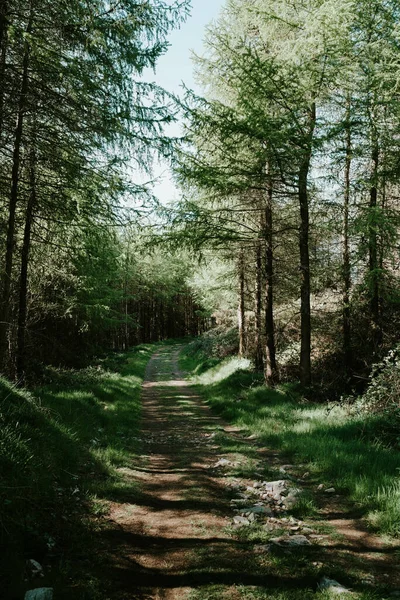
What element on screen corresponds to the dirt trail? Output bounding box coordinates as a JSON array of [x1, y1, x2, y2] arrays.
[[103, 346, 253, 599], [100, 346, 399, 600]]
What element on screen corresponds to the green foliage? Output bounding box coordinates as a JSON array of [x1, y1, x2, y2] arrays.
[[184, 326, 240, 360], [182, 341, 400, 536], [0, 344, 153, 597], [0, 0, 190, 373]]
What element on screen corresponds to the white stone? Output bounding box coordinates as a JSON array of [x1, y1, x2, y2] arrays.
[[25, 589, 53, 600], [233, 515, 250, 526], [270, 535, 311, 547], [319, 577, 350, 594], [263, 480, 287, 492], [215, 458, 231, 467]]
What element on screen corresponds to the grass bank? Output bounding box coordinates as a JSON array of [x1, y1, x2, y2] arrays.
[[0, 344, 154, 599], [180, 343, 400, 538]]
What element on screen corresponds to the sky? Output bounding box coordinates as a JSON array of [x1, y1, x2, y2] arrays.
[[145, 0, 225, 203]]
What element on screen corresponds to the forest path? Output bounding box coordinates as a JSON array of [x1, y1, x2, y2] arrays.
[[100, 345, 399, 600], [102, 344, 265, 599]]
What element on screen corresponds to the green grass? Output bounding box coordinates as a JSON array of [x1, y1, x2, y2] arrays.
[[187, 588, 384, 600], [180, 344, 400, 537], [0, 344, 154, 599]]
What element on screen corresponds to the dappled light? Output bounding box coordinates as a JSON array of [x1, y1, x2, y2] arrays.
[[2, 0, 400, 597]]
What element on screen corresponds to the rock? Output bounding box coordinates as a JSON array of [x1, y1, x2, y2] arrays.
[[318, 577, 350, 594], [25, 589, 53, 600], [263, 480, 287, 493], [215, 458, 231, 468], [26, 560, 44, 578], [302, 472, 310, 479], [325, 487, 336, 494], [233, 515, 250, 526], [301, 527, 315, 534], [246, 505, 273, 516], [253, 481, 263, 489], [286, 535, 312, 546], [317, 484, 324, 490], [270, 534, 311, 547]]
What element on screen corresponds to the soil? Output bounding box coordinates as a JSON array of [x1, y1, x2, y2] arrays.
[[98, 346, 400, 600]]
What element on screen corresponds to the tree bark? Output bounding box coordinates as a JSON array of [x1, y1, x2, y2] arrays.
[[343, 98, 352, 373], [238, 246, 246, 357], [0, 0, 8, 137], [16, 139, 36, 380], [298, 102, 316, 387], [254, 237, 264, 371], [264, 162, 277, 384], [0, 9, 33, 370], [369, 135, 380, 344]]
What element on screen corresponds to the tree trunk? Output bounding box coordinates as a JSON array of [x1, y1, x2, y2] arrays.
[[0, 0, 8, 137], [254, 238, 263, 371], [238, 247, 245, 357], [343, 98, 352, 374], [298, 102, 316, 387], [0, 9, 32, 370], [264, 163, 277, 384], [369, 136, 380, 344], [16, 140, 36, 380]]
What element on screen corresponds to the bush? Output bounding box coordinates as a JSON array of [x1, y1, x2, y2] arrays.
[[185, 326, 239, 360]]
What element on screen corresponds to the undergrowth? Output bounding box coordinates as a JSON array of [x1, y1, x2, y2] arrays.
[[0, 344, 153, 599], [180, 342, 400, 537]]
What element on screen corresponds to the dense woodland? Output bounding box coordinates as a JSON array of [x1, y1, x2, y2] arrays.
[[0, 0, 208, 380], [170, 0, 400, 393], [1, 0, 400, 395], [3, 1, 400, 596]]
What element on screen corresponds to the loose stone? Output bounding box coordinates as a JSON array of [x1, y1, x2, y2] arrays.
[[319, 577, 351, 594], [24, 589, 53, 600], [233, 515, 250, 526], [270, 534, 311, 547]]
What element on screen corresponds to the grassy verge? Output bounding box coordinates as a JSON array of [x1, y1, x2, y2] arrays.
[[0, 344, 154, 599], [180, 343, 400, 538]]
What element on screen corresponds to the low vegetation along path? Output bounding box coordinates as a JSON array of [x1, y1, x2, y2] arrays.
[[101, 346, 399, 600]]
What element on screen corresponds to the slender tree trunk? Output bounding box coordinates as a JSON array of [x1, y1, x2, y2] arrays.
[[343, 98, 352, 374], [0, 10, 32, 369], [238, 246, 246, 357], [298, 102, 316, 387], [0, 0, 8, 137], [123, 241, 130, 350], [369, 135, 380, 344], [16, 141, 36, 380], [254, 238, 263, 371], [264, 162, 277, 384]]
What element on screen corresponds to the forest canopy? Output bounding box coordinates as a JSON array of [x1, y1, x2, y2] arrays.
[[0, 0, 400, 395], [168, 0, 400, 392]]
